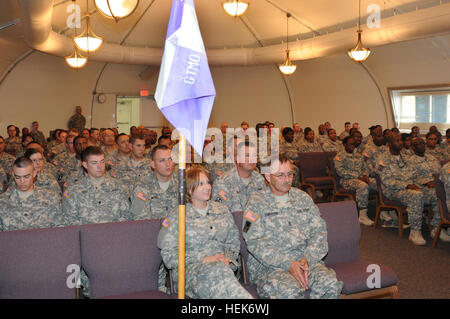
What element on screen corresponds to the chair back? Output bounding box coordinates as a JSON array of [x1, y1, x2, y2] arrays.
[[0, 225, 81, 299], [434, 174, 450, 221], [317, 201, 361, 265], [374, 173, 387, 205], [327, 157, 343, 191], [296, 152, 329, 178], [80, 219, 162, 298]]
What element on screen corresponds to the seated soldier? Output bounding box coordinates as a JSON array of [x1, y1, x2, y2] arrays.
[[426, 131, 447, 162], [50, 130, 68, 157], [350, 129, 365, 154], [0, 157, 61, 231], [130, 145, 178, 220], [322, 128, 344, 153], [279, 127, 301, 187], [157, 166, 253, 299], [299, 127, 323, 152], [52, 135, 79, 181], [212, 141, 265, 212], [243, 154, 343, 299], [203, 135, 235, 183], [377, 133, 428, 245], [401, 133, 414, 158], [409, 137, 450, 242], [334, 136, 376, 226], [110, 133, 131, 167], [439, 162, 450, 237], [100, 128, 118, 166], [316, 124, 328, 146], [23, 149, 61, 194], [0, 136, 16, 180], [61, 136, 88, 188]]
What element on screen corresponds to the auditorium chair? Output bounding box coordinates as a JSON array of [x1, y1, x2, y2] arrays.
[[0, 225, 81, 299], [232, 200, 399, 299], [432, 174, 450, 248], [296, 152, 334, 201], [79, 219, 174, 299]]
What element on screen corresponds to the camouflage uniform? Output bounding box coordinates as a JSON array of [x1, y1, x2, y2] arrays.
[[400, 148, 414, 159], [0, 152, 15, 176], [316, 134, 328, 146], [30, 129, 46, 147], [109, 152, 131, 168], [158, 201, 253, 299], [299, 140, 323, 153], [68, 113, 86, 133], [362, 144, 388, 175], [203, 162, 234, 183], [334, 151, 376, 210], [61, 174, 131, 226], [426, 146, 447, 162], [377, 152, 424, 230], [115, 157, 152, 191], [440, 162, 450, 210], [408, 153, 442, 229], [280, 140, 300, 161], [212, 166, 266, 212], [53, 151, 79, 181], [0, 186, 62, 231], [293, 132, 304, 146], [42, 162, 60, 181], [130, 171, 178, 220], [5, 136, 22, 156], [243, 186, 343, 299], [321, 138, 344, 153], [50, 143, 67, 156], [0, 166, 6, 192]]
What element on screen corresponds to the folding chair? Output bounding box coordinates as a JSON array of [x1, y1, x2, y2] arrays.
[[327, 157, 355, 202], [296, 152, 334, 201]]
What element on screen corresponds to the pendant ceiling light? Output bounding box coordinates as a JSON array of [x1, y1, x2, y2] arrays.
[[278, 13, 297, 76], [348, 0, 371, 62], [94, 0, 139, 22], [65, 47, 88, 69], [73, 12, 103, 53], [222, 0, 249, 17]]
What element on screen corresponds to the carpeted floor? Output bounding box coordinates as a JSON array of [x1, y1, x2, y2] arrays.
[[357, 202, 450, 299]]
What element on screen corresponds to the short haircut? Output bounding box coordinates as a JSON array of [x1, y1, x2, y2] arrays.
[[261, 153, 291, 172], [32, 121, 38, 125], [158, 135, 171, 144], [327, 128, 336, 135], [303, 127, 312, 139], [81, 146, 104, 163], [26, 141, 42, 149], [401, 133, 411, 141], [13, 157, 33, 169], [68, 128, 79, 134], [129, 134, 145, 145], [115, 133, 129, 144], [185, 165, 211, 203], [342, 136, 353, 145], [282, 127, 293, 137], [150, 144, 170, 160], [7, 125, 15, 130], [73, 135, 87, 146], [350, 129, 361, 137], [345, 122, 351, 125], [22, 134, 34, 143], [426, 132, 437, 139], [90, 128, 99, 134]]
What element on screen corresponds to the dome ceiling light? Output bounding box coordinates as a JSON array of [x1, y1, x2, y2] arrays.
[[348, 0, 371, 62], [222, 0, 249, 17], [278, 13, 297, 76], [94, 0, 140, 22]]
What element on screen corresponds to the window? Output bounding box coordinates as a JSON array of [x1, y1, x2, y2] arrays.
[[389, 86, 450, 133]]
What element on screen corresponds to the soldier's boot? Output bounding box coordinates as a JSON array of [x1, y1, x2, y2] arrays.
[[358, 209, 374, 226], [409, 229, 426, 246], [431, 228, 450, 242]]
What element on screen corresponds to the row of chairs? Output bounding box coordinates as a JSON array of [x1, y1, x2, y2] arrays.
[[295, 152, 450, 247], [0, 201, 398, 299]]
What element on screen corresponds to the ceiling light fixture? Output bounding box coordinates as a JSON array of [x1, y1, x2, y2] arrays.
[[278, 13, 297, 76], [348, 0, 371, 62], [65, 47, 88, 69], [222, 0, 249, 17], [94, 0, 139, 22], [73, 12, 103, 53]]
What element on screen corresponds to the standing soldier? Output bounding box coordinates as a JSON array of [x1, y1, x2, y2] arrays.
[[334, 136, 376, 226], [30, 121, 46, 147], [243, 154, 343, 299], [68, 105, 86, 134], [0, 157, 61, 231]]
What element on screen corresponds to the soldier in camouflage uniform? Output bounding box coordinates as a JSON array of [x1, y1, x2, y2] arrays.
[[68, 105, 86, 134], [52, 136, 79, 181], [316, 124, 328, 146], [334, 136, 376, 226], [21, 149, 61, 194], [114, 135, 152, 191], [5, 125, 22, 156], [299, 128, 324, 152], [109, 133, 131, 168], [212, 141, 265, 212], [243, 155, 343, 299], [100, 129, 118, 166], [362, 132, 388, 175], [130, 145, 178, 220], [279, 127, 301, 187], [321, 129, 344, 153], [61, 146, 131, 225], [439, 162, 450, 237], [426, 132, 447, 162], [0, 165, 6, 193], [0, 157, 61, 231], [293, 123, 304, 147], [158, 166, 253, 299], [409, 137, 450, 242], [400, 133, 414, 158], [377, 133, 428, 245], [0, 136, 16, 178], [30, 121, 47, 148]]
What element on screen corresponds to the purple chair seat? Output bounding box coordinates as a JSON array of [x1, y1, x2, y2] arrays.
[[328, 260, 398, 295], [102, 290, 176, 299]]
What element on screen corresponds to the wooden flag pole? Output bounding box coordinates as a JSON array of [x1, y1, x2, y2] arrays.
[[178, 134, 186, 299]]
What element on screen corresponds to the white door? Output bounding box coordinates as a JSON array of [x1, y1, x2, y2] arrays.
[[116, 100, 132, 134]]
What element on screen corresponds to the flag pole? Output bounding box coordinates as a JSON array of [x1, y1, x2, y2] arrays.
[[178, 133, 186, 299]]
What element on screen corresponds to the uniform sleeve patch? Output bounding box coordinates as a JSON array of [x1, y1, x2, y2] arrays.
[[136, 192, 147, 201], [63, 190, 71, 199], [216, 170, 223, 177], [110, 171, 118, 178], [218, 189, 229, 201], [244, 210, 259, 222], [162, 218, 171, 229]]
